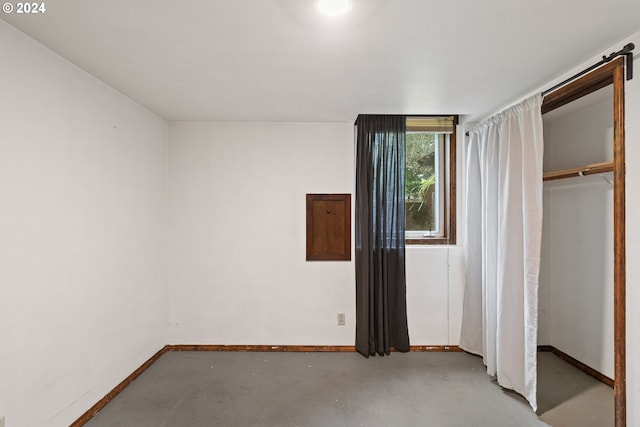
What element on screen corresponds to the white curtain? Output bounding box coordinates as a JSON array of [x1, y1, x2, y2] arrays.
[[460, 94, 544, 411]]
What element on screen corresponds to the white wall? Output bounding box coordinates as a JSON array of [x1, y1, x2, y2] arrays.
[[0, 21, 168, 427], [167, 122, 464, 346], [406, 246, 465, 345], [538, 90, 615, 378], [167, 122, 354, 345]]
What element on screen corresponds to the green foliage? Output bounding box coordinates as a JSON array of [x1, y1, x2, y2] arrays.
[[405, 132, 436, 231], [405, 132, 435, 200], [415, 174, 435, 202]]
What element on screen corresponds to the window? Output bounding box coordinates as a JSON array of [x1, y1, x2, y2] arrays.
[[405, 116, 456, 244]]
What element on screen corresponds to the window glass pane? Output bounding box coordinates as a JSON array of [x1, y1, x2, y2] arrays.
[[406, 132, 437, 234], [403, 115, 456, 244]]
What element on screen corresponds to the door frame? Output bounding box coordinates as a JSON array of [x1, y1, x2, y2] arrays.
[[541, 57, 626, 427]]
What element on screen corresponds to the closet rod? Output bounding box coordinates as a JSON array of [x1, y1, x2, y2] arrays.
[[465, 43, 635, 136], [542, 161, 614, 181]]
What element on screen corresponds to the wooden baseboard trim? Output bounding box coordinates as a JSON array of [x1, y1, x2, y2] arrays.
[[71, 343, 462, 425], [168, 344, 357, 352], [409, 345, 463, 352], [70, 345, 170, 427], [538, 345, 614, 388], [168, 344, 463, 353]]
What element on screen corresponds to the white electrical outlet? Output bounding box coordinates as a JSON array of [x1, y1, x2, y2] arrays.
[[337, 312, 346, 326]]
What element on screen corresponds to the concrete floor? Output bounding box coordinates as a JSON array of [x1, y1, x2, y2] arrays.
[[84, 351, 612, 427], [537, 352, 614, 426]]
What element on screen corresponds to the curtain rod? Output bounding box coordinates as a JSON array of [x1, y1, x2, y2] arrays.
[[541, 42, 634, 96], [465, 42, 635, 136]]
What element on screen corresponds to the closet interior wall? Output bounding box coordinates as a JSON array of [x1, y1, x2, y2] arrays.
[[539, 86, 615, 380]]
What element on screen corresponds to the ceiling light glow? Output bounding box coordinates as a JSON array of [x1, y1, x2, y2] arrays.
[[315, 0, 353, 17]]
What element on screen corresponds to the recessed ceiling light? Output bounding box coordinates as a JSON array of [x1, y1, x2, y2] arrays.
[[315, 0, 353, 17]]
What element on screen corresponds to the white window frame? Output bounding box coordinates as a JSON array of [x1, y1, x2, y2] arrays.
[[405, 133, 448, 240]]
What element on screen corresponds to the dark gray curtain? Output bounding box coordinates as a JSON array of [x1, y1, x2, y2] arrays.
[[355, 114, 410, 357]]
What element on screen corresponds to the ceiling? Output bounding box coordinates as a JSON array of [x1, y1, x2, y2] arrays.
[[3, 0, 640, 122]]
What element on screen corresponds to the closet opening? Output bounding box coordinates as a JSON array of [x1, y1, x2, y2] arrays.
[[540, 57, 626, 427]]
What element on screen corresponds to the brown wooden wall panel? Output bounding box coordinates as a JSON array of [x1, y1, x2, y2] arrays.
[[306, 194, 351, 261]]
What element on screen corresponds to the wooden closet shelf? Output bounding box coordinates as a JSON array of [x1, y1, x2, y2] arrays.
[[543, 161, 614, 181]]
